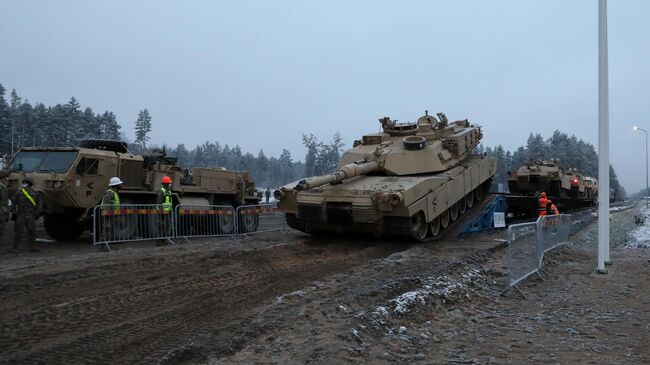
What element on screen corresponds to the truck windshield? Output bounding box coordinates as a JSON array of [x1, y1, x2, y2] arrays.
[[7, 151, 78, 173], [7, 151, 47, 172], [39, 152, 78, 172]]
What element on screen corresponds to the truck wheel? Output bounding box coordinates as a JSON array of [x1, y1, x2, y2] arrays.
[[218, 214, 234, 234], [44, 214, 84, 241], [239, 212, 259, 233]]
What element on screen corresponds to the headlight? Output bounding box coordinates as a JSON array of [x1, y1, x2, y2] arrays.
[[389, 193, 402, 206]]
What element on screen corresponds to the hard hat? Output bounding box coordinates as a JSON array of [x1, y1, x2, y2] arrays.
[[109, 177, 123, 186], [161, 176, 172, 184], [23, 177, 34, 186], [540, 192, 546, 197]]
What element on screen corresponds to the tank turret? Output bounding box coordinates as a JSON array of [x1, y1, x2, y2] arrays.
[[275, 111, 496, 241], [287, 111, 482, 193]]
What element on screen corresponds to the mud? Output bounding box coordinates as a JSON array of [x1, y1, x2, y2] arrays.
[[1, 204, 648, 364]]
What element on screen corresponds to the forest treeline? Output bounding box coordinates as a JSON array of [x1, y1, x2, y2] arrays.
[[0, 84, 121, 154], [481, 131, 626, 198], [0, 84, 349, 189], [0, 84, 626, 195]]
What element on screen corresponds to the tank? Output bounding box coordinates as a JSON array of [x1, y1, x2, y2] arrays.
[[274, 111, 497, 241], [4, 139, 260, 241], [507, 159, 597, 199]]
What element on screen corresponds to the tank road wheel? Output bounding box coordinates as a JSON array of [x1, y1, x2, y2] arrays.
[[429, 217, 441, 237], [458, 197, 467, 215], [474, 184, 484, 202], [440, 210, 450, 229], [44, 214, 85, 241], [409, 212, 429, 242], [449, 203, 459, 222], [466, 191, 475, 209]]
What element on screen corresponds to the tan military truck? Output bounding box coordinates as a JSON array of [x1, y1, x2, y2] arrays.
[[274, 111, 496, 241], [5, 140, 260, 241]]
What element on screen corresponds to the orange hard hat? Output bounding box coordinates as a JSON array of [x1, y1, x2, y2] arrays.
[[161, 176, 172, 184]]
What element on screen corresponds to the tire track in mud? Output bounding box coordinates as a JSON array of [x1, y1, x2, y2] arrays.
[[0, 239, 408, 364]]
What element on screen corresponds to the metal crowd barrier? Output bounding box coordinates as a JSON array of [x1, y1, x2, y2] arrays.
[[539, 214, 571, 254], [175, 204, 236, 240], [92, 203, 289, 249], [507, 221, 540, 288], [235, 203, 287, 235], [505, 214, 572, 292], [92, 204, 175, 249]]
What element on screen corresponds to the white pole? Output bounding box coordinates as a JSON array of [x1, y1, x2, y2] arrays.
[[597, 0, 610, 273]]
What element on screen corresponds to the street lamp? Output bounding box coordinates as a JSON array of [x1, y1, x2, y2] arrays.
[[634, 126, 649, 208]]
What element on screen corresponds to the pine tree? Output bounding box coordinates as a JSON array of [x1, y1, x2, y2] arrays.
[[134, 109, 152, 149]]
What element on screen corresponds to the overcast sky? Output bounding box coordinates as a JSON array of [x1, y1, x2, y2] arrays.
[[1, 1, 649, 192]]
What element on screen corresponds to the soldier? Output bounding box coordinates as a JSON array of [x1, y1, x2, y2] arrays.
[[0, 171, 10, 243], [100, 177, 123, 242], [11, 177, 42, 252], [157, 176, 174, 245], [265, 188, 271, 203]]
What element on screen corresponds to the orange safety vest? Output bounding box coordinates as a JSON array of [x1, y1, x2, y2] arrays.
[[538, 197, 549, 216]]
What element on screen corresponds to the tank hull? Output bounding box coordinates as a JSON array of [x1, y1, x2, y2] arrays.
[[279, 155, 496, 240]]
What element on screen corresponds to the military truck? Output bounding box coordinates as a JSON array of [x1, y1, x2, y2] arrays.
[[274, 111, 496, 241], [5, 140, 260, 241]]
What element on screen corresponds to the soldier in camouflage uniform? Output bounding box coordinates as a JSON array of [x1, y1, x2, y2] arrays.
[[10, 177, 42, 252], [0, 171, 10, 244]]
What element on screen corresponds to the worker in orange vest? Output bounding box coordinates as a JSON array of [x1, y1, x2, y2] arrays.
[[550, 203, 559, 215], [538, 192, 550, 216]]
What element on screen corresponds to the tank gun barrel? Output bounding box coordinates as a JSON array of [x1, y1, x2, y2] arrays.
[[294, 161, 379, 191]]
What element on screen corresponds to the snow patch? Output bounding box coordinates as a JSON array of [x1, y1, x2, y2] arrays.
[[624, 207, 650, 249], [274, 290, 305, 303], [377, 268, 484, 316]]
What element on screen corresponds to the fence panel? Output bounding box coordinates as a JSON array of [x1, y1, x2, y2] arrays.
[[93, 204, 175, 248], [175, 205, 236, 239], [507, 221, 540, 288], [235, 203, 287, 235], [539, 214, 571, 253]]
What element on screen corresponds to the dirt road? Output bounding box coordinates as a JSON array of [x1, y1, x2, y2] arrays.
[[0, 231, 417, 364], [1, 204, 648, 364]]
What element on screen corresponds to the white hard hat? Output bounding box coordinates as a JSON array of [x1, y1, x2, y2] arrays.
[[109, 177, 123, 186]]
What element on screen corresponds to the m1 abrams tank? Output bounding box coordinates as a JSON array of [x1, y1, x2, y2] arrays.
[[4, 139, 260, 241], [507, 160, 597, 199], [275, 112, 496, 241]]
